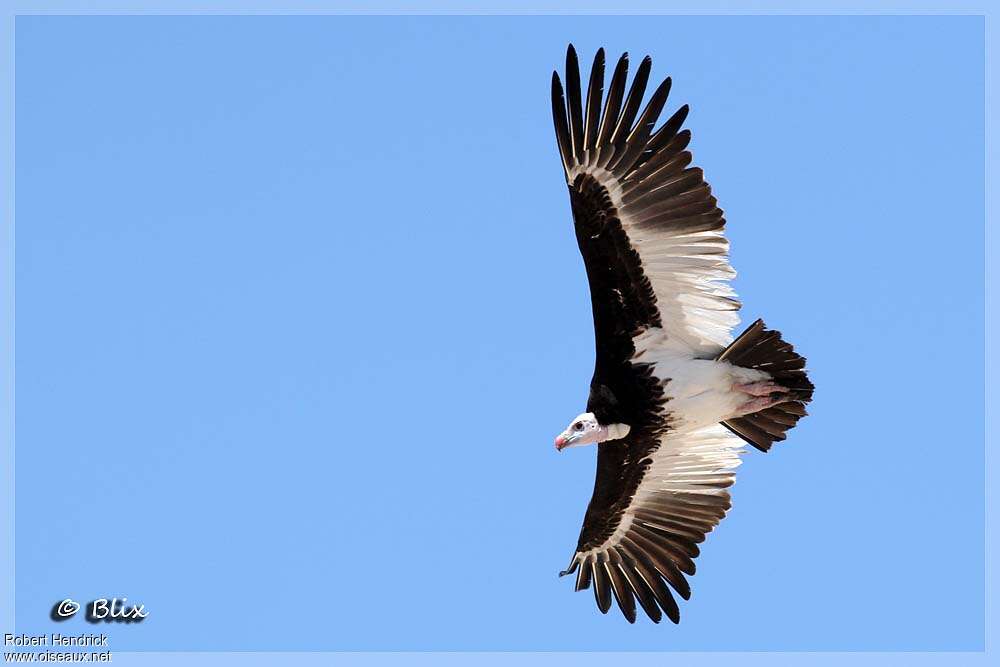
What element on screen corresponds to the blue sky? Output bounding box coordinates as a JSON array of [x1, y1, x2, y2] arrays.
[[14, 15, 984, 651]]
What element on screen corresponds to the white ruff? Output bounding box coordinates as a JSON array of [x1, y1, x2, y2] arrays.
[[606, 423, 631, 440]]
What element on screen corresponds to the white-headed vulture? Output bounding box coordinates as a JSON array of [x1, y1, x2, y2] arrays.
[[551, 45, 814, 624]]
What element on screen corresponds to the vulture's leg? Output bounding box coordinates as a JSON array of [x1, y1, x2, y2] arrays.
[[732, 381, 790, 415]]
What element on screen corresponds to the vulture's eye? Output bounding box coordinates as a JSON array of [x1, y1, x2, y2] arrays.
[[574, 423, 584, 431]]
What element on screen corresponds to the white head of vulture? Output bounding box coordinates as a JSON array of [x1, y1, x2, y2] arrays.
[[550, 44, 815, 624]]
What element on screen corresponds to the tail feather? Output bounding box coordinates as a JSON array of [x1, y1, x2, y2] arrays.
[[719, 319, 813, 452]]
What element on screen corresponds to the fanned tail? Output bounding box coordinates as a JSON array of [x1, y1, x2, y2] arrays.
[[718, 319, 814, 452]]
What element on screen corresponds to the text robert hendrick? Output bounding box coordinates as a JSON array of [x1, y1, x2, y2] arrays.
[[5, 633, 109, 647]]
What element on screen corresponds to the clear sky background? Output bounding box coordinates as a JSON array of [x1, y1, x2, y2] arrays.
[[15, 15, 984, 651]]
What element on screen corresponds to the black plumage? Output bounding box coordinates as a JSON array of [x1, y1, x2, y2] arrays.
[[551, 45, 813, 624]]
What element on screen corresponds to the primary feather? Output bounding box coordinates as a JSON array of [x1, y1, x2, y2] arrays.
[[551, 45, 814, 624]]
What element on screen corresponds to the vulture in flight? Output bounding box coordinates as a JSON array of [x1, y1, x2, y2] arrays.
[[551, 45, 814, 624]]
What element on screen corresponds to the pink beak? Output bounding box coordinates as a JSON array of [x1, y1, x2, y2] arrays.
[[555, 435, 567, 451]]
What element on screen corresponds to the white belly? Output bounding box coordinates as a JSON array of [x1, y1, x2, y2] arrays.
[[631, 327, 767, 432]]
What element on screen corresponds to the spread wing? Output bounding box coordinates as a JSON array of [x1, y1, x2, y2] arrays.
[[552, 45, 746, 623], [560, 424, 743, 624], [552, 45, 739, 367]]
